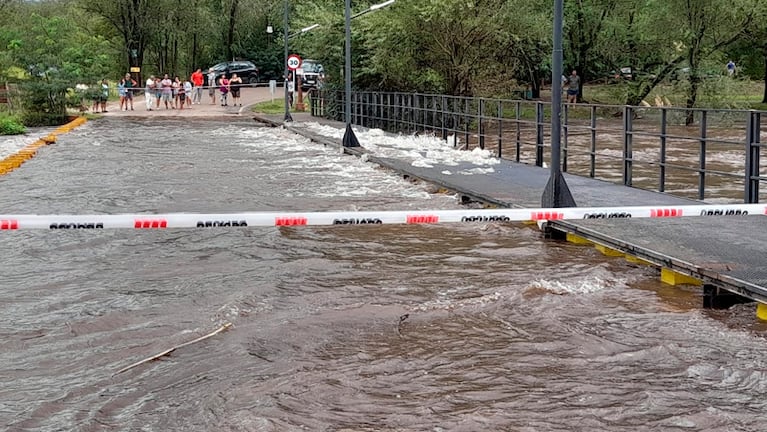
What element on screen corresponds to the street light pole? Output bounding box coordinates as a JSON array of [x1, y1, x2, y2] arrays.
[[341, 0, 359, 147], [342, 0, 395, 148], [541, 0, 576, 208], [283, 0, 292, 122], [351, 0, 394, 19]]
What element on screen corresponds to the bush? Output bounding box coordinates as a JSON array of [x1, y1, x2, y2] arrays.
[[18, 80, 70, 126], [0, 114, 26, 135]]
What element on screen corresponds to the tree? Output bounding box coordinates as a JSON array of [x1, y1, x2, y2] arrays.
[[8, 11, 112, 124], [739, 2, 767, 102], [348, 0, 517, 95], [78, 0, 161, 79], [564, 0, 617, 101]]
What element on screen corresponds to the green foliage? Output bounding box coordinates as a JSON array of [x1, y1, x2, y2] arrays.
[[0, 113, 25, 135], [251, 99, 291, 114], [0, 0, 765, 112]]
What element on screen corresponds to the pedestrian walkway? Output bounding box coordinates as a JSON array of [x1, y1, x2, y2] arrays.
[[253, 111, 767, 316]]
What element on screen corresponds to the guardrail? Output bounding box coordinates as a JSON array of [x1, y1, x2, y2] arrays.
[[310, 90, 767, 204]]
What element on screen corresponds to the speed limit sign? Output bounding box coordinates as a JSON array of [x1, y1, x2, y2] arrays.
[[287, 54, 302, 70]]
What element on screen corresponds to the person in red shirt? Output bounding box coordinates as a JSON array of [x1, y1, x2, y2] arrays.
[[190, 68, 204, 104]]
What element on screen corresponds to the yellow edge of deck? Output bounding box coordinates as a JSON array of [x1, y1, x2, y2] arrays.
[[660, 268, 702, 286], [625, 255, 653, 266], [594, 244, 624, 257], [757, 303, 767, 321], [566, 233, 594, 245]]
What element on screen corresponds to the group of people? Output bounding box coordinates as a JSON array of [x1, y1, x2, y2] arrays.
[[142, 73, 198, 111], [141, 69, 244, 110], [89, 68, 247, 113]]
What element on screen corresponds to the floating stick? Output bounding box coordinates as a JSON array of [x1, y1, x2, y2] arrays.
[[114, 322, 233, 376]]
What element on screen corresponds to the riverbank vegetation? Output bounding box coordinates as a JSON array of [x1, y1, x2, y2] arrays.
[[0, 0, 766, 125], [0, 113, 25, 135]]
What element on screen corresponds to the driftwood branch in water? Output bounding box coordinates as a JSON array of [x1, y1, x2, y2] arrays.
[[114, 322, 233, 376], [397, 314, 409, 338]]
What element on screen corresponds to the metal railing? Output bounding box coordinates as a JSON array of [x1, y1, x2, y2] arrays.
[[311, 90, 767, 204]]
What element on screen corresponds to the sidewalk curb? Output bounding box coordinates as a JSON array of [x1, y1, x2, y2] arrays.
[[0, 116, 87, 177]]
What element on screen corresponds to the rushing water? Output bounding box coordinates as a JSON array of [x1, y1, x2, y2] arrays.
[[1, 118, 766, 431]]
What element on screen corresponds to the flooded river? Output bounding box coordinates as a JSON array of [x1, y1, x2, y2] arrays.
[[1, 118, 766, 431]]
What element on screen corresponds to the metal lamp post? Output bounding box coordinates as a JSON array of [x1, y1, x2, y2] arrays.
[[283, 0, 292, 122], [342, 0, 395, 148], [541, 0, 576, 208]]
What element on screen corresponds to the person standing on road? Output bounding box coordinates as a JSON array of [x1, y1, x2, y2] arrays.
[[160, 74, 173, 109], [172, 76, 181, 109], [229, 73, 243, 106], [99, 79, 109, 113], [183, 77, 193, 109], [207, 68, 217, 105], [219, 74, 230, 106], [123, 73, 136, 111], [177, 77, 187, 110], [145, 75, 156, 111], [117, 78, 126, 111], [191, 68, 204, 104], [565, 70, 580, 104], [287, 73, 295, 107]]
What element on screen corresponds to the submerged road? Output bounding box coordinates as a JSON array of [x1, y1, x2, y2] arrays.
[[0, 94, 766, 430]]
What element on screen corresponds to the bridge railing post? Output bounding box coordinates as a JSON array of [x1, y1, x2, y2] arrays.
[[563, 103, 569, 172], [622, 105, 633, 186], [478, 98, 485, 150], [515, 101, 522, 162], [698, 110, 707, 200], [535, 101, 544, 167], [589, 105, 597, 178], [659, 107, 667, 192], [745, 110, 761, 203], [497, 100, 504, 158]]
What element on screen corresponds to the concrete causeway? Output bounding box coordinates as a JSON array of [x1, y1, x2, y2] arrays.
[[94, 85, 767, 314], [253, 111, 767, 316]]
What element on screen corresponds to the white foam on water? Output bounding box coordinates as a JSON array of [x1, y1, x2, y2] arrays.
[[300, 122, 500, 171], [0, 127, 59, 159], [527, 276, 615, 295], [409, 291, 504, 313], [227, 125, 460, 202]]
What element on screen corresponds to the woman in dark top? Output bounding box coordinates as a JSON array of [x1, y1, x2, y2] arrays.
[[229, 73, 243, 106]]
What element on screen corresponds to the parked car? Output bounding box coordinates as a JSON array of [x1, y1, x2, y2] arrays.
[[205, 61, 260, 86], [299, 59, 324, 91]]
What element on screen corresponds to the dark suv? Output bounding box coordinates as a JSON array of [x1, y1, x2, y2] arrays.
[[205, 61, 260, 86]]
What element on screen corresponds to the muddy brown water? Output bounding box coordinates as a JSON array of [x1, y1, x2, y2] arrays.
[[1, 118, 766, 431]]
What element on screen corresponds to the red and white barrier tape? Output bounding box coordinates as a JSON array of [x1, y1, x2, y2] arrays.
[[0, 204, 764, 230]]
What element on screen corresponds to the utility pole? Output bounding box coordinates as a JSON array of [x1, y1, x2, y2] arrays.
[[541, 0, 576, 208]]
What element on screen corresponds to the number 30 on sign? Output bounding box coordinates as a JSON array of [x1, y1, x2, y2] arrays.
[[287, 54, 302, 70]]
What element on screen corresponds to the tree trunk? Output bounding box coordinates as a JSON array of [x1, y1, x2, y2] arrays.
[[686, 75, 699, 125], [192, 33, 198, 71], [226, 0, 238, 61], [763, 42, 767, 103]]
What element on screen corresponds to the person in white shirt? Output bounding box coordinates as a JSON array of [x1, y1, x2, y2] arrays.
[[183, 79, 193, 109], [145, 75, 156, 111], [207, 68, 217, 105]]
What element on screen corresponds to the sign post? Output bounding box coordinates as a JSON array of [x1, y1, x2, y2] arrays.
[[287, 54, 302, 112], [295, 67, 305, 111]]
